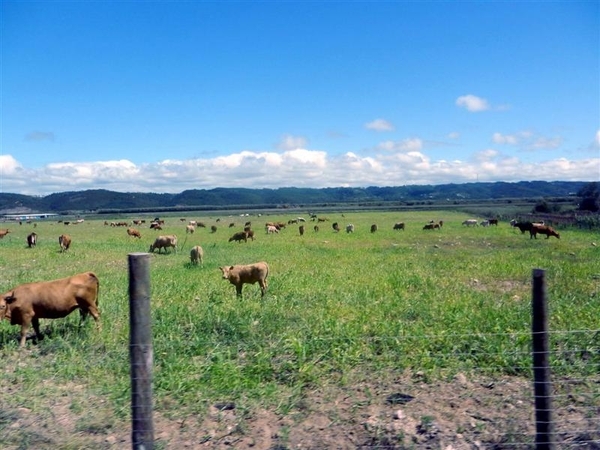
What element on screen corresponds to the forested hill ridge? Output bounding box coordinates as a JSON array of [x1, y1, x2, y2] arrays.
[[0, 181, 592, 214]]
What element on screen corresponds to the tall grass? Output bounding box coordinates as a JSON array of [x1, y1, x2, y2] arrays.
[[0, 210, 598, 416]]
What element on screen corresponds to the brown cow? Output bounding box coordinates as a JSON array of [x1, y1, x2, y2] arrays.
[[186, 225, 195, 234], [149, 235, 178, 253], [530, 224, 560, 239], [59, 234, 72, 252], [27, 232, 37, 248], [393, 222, 405, 231], [370, 224, 378, 233], [229, 231, 248, 243], [299, 225, 305, 236], [0, 229, 10, 238], [219, 261, 269, 297], [0, 272, 100, 347], [127, 228, 142, 239]]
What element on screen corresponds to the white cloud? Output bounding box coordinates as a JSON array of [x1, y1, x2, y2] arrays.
[[448, 132, 460, 139], [0, 155, 22, 174], [366, 119, 394, 132], [378, 138, 423, 152], [492, 132, 519, 145], [456, 94, 490, 112], [1, 147, 598, 196], [277, 134, 307, 151], [594, 130, 600, 147]]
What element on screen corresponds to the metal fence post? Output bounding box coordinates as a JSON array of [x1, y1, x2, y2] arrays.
[[532, 268, 554, 450], [129, 252, 154, 450]]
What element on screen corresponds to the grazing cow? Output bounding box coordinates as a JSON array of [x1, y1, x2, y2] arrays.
[[229, 231, 248, 243], [59, 234, 72, 252], [188, 220, 197, 226], [229, 222, 235, 228], [190, 245, 204, 265], [210, 225, 218, 233], [480, 220, 490, 227], [127, 228, 142, 239], [393, 222, 405, 231], [244, 229, 255, 241], [27, 232, 37, 248], [149, 235, 178, 253], [462, 219, 479, 227], [423, 223, 440, 230], [512, 221, 535, 234], [150, 222, 162, 230], [219, 261, 269, 298], [197, 221, 206, 228], [370, 224, 378, 233], [313, 225, 319, 232], [332, 222, 340, 232], [346, 224, 355, 233], [299, 225, 305, 236], [0, 229, 11, 238], [266, 225, 279, 234], [186, 225, 195, 234], [0, 272, 100, 347], [489, 219, 499, 226], [530, 224, 560, 240]]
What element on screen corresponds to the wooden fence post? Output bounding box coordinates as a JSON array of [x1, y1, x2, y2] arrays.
[[129, 252, 154, 449], [532, 268, 554, 450]]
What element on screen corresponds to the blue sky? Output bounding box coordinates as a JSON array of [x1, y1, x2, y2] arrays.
[[1, 1, 599, 196]]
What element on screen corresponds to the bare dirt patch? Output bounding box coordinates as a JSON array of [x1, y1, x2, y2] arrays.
[[1, 370, 598, 449]]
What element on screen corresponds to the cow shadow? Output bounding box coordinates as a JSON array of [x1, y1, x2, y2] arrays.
[[0, 321, 94, 350]]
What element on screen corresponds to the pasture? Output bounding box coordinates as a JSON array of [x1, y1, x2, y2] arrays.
[[0, 210, 598, 448]]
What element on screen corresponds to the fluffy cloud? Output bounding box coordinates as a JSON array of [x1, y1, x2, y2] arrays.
[[365, 119, 394, 132], [1, 146, 598, 196], [25, 131, 55, 142], [456, 95, 490, 112], [277, 134, 308, 151]]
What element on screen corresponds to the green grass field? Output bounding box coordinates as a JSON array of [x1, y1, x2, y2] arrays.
[[0, 210, 598, 434]]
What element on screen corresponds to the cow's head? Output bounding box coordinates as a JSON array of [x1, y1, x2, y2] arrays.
[[219, 266, 233, 279], [0, 291, 16, 321]]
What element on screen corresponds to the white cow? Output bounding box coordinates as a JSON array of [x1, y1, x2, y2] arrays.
[[462, 219, 479, 227]]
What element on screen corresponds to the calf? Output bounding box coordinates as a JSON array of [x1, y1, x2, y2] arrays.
[[149, 235, 178, 253], [0, 272, 100, 347], [190, 245, 204, 265], [27, 232, 37, 248], [219, 262, 269, 297], [530, 224, 560, 240], [59, 234, 72, 252]]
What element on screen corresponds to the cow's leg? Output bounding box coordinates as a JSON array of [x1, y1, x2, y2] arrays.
[[259, 280, 267, 297], [235, 284, 243, 297], [31, 317, 43, 342]]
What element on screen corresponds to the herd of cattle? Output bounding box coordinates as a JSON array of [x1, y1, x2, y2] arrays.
[[0, 215, 562, 347]]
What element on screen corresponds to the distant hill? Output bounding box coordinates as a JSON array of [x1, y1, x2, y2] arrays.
[[0, 181, 589, 215]]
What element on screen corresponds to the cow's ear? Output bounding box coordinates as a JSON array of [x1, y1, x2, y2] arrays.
[[229, 266, 234, 270], [4, 292, 16, 304]]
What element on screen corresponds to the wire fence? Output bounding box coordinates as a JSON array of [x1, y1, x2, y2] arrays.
[[125, 256, 600, 449]]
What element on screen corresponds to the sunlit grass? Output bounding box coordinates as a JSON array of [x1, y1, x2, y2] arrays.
[[0, 210, 598, 418]]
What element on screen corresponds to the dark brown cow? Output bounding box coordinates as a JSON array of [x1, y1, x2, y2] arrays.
[[370, 224, 378, 233], [219, 262, 269, 297], [27, 232, 37, 248], [229, 231, 248, 243], [393, 222, 405, 231], [0, 272, 100, 347], [59, 234, 71, 252]]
